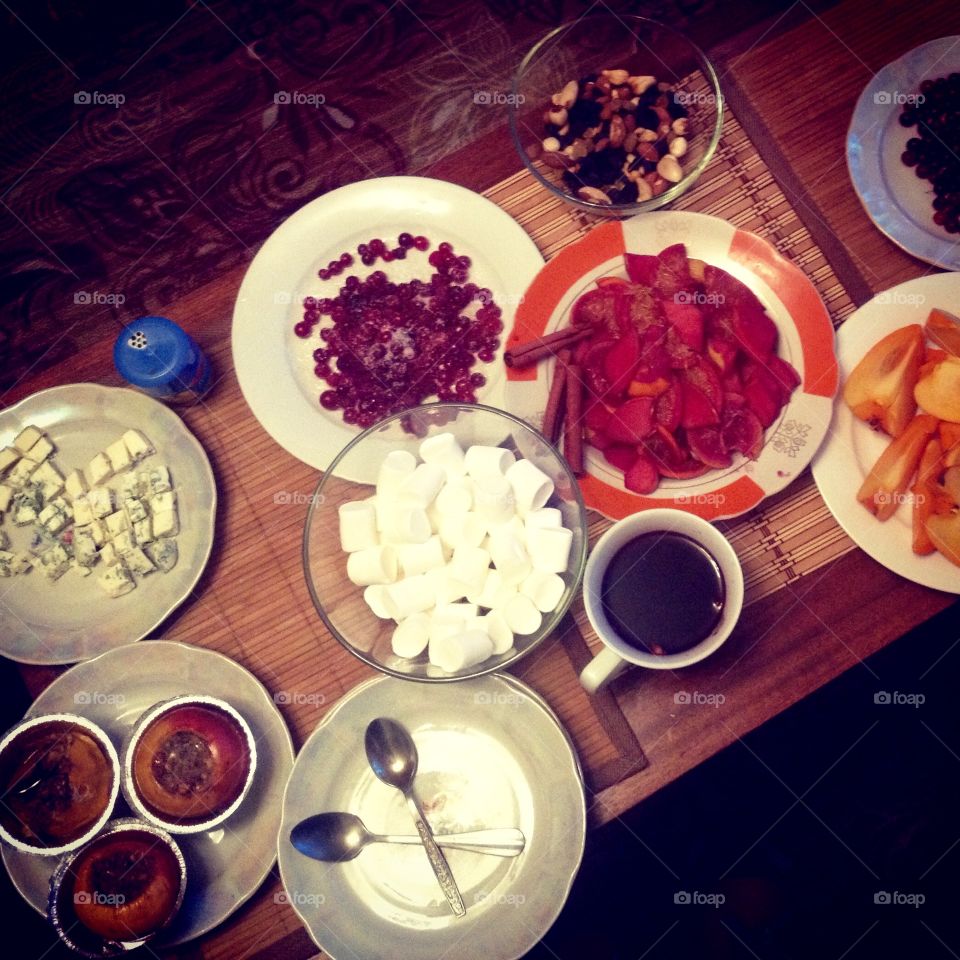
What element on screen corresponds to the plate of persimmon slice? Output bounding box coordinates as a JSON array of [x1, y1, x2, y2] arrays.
[[504, 211, 838, 521], [812, 273, 960, 593]]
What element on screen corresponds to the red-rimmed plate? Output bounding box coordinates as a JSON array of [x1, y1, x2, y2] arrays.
[[505, 212, 838, 521]]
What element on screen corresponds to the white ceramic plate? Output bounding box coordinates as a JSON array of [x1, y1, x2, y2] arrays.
[[847, 37, 960, 269], [812, 273, 960, 593], [2, 640, 294, 945], [0, 385, 216, 664], [505, 211, 838, 521], [232, 176, 545, 473], [278, 673, 586, 960]]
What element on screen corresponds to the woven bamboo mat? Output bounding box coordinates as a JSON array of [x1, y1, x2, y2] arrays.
[[483, 100, 859, 659]]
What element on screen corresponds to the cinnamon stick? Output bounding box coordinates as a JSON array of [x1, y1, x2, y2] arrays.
[[564, 362, 584, 475], [541, 348, 570, 444], [504, 327, 591, 368]]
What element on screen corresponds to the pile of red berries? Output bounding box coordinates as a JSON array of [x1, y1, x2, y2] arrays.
[[294, 235, 503, 428]]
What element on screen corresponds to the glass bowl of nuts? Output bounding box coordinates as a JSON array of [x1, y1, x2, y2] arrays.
[[509, 15, 723, 216]]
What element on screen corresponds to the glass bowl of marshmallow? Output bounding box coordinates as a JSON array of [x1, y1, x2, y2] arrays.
[[304, 403, 588, 681]]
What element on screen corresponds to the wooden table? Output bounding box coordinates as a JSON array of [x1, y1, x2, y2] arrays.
[[2, 1, 958, 957]]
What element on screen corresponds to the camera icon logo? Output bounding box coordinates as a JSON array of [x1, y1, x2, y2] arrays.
[[274, 91, 291, 105], [674, 891, 691, 904]]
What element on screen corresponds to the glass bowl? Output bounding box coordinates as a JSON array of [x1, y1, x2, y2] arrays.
[[509, 14, 723, 217], [304, 403, 588, 681]]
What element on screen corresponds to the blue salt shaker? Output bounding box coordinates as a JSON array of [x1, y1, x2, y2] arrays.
[[114, 316, 212, 404]]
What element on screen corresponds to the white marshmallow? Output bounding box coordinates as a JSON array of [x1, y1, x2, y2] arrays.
[[399, 462, 446, 507], [448, 544, 491, 593], [434, 476, 473, 515], [426, 566, 467, 605], [377, 450, 417, 496], [338, 500, 379, 552], [438, 511, 486, 551], [397, 535, 446, 576], [502, 594, 543, 635], [363, 585, 393, 619], [520, 570, 566, 613], [488, 527, 532, 586], [380, 503, 432, 544], [433, 629, 494, 672], [473, 473, 516, 526], [470, 611, 515, 655], [465, 445, 516, 477], [527, 525, 573, 573], [434, 601, 479, 621], [471, 568, 518, 609], [383, 573, 435, 619], [346, 546, 398, 586], [523, 507, 563, 531], [506, 459, 554, 515], [391, 614, 431, 658], [419, 433, 466, 475]]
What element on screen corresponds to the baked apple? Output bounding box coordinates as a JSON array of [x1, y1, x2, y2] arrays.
[[914, 355, 960, 423]]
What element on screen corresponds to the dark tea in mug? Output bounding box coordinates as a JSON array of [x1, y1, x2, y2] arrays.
[[600, 531, 725, 655]]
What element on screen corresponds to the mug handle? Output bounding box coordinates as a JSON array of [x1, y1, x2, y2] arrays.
[[579, 647, 629, 694]]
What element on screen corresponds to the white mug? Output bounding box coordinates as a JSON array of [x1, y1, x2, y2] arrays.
[[579, 509, 744, 694]]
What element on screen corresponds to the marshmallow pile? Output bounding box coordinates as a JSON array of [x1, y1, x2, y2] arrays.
[[337, 433, 574, 673]]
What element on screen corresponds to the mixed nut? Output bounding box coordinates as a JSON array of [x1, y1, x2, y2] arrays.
[[537, 69, 693, 205]]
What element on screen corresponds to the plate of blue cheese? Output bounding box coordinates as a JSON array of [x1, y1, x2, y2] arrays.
[[0, 384, 216, 664]]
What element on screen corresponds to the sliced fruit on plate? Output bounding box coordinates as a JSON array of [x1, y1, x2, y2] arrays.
[[857, 413, 938, 521], [842, 323, 924, 437], [914, 354, 960, 422], [926, 512, 960, 567], [912, 436, 943, 555], [925, 308, 960, 357]]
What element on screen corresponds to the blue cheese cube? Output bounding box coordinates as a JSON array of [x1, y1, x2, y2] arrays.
[[122, 429, 154, 463], [71, 560, 93, 577], [132, 517, 153, 544], [73, 526, 99, 566], [27, 526, 58, 556], [0, 550, 16, 577], [124, 498, 148, 524], [87, 487, 113, 519], [118, 473, 142, 501], [38, 502, 69, 535], [39, 543, 71, 580], [145, 538, 178, 572], [7, 458, 36, 489], [152, 509, 178, 538], [13, 426, 42, 454], [32, 461, 64, 501], [97, 561, 135, 597], [87, 452, 113, 486], [125, 547, 155, 576], [113, 531, 136, 556], [64, 469, 87, 501], [12, 487, 42, 526], [106, 439, 131, 473], [87, 519, 106, 547], [100, 542, 117, 566], [105, 510, 130, 539], [73, 497, 94, 527], [148, 491, 176, 514], [0, 447, 19, 477], [0, 483, 11, 514], [24, 436, 54, 463], [141, 466, 171, 496]]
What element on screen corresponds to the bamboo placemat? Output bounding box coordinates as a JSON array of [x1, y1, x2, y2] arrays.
[[483, 96, 859, 659]]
